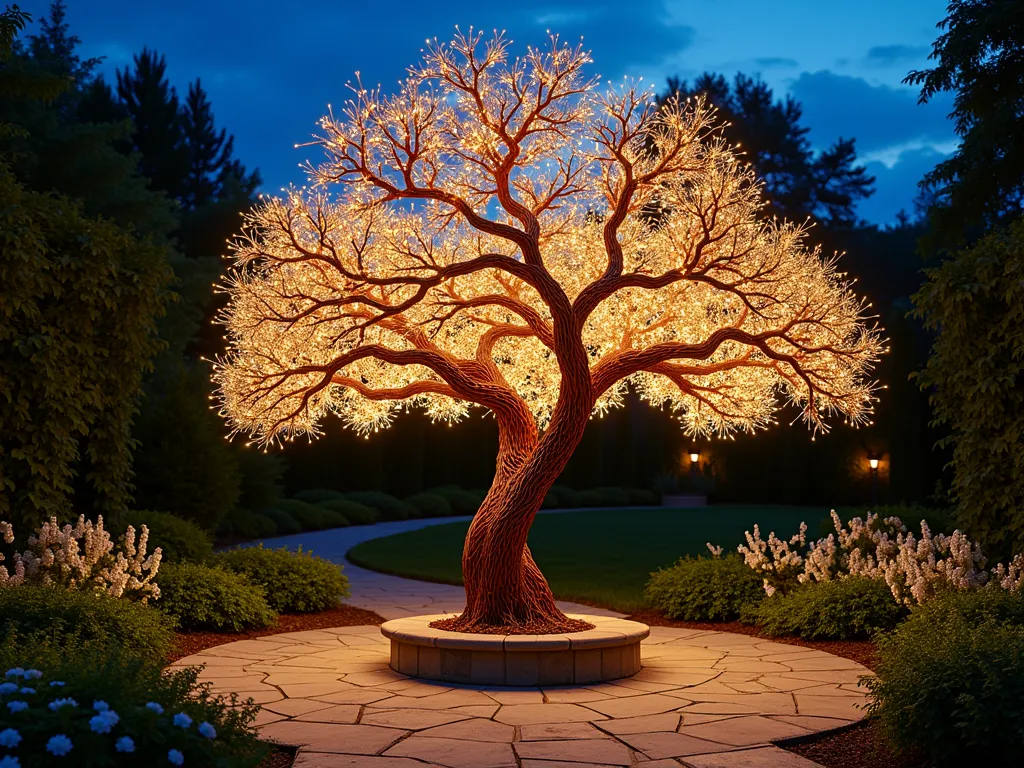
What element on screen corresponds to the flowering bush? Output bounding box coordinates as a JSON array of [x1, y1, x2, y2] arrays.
[[0, 659, 265, 767], [727, 510, 1024, 606], [0, 517, 160, 602]]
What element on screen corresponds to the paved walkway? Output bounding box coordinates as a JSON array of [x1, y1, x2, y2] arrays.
[[239, 513, 624, 620], [180, 517, 871, 767]]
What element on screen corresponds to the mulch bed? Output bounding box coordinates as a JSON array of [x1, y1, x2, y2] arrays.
[[168, 604, 384, 662]]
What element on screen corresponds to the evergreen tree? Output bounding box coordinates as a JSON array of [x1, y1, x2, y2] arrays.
[[116, 48, 187, 199], [181, 78, 230, 209], [906, 0, 1024, 245], [662, 73, 874, 227]]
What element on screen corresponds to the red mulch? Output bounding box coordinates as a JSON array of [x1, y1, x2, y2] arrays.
[[168, 604, 384, 662], [429, 615, 595, 634], [258, 746, 297, 768]]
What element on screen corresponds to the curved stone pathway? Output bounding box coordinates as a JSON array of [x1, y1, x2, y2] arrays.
[[181, 518, 872, 767]]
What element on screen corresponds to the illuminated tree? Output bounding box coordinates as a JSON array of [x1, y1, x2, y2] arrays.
[[215, 32, 883, 632]]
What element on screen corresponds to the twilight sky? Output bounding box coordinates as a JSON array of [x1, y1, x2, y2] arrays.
[[28, 1, 955, 225]]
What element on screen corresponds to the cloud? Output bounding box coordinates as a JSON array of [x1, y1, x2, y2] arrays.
[[754, 57, 799, 69], [856, 144, 951, 224], [864, 44, 931, 67], [789, 70, 954, 153]]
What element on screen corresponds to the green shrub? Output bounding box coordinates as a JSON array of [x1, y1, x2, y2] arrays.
[[866, 589, 1024, 766], [645, 555, 765, 621], [344, 491, 416, 521], [404, 492, 453, 518], [577, 487, 630, 507], [155, 563, 277, 632], [261, 507, 301, 535], [318, 497, 377, 525], [217, 545, 350, 613], [548, 485, 580, 507], [426, 486, 481, 515], [754, 577, 906, 640], [0, 643, 266, 767], [0, 586, 174, 664], [628, 488, 660, 506], [118, 510, 214, 563], [294, 487, 345, 503], [217, 507, 278, 539], [270, 499, 335, 530]]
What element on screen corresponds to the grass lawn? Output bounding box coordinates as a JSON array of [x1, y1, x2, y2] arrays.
[[347, 504, 847, 612]]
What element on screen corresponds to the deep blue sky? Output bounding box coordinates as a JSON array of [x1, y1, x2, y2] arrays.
[[28, 1, 955, 225]]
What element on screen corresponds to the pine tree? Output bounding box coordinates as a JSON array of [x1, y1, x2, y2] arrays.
[[181, 78, 230, 208], [116, 48, 187, 199]]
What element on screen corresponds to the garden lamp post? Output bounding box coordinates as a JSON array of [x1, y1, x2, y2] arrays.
[[868, 456, 879, 506]]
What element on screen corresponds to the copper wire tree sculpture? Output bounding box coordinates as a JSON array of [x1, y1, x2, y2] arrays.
[[215, 31, 883, 633]]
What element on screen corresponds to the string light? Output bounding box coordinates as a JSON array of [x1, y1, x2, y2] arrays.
[[213, 30, 883, 448]]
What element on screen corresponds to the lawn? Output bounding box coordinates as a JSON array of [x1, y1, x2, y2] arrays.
[[347, 504, 846, 612]]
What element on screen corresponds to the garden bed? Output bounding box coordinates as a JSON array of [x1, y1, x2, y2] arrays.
[[168, 604, 385, 662]]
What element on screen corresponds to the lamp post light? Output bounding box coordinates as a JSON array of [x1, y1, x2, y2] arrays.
[[689, 450, 700, 479]]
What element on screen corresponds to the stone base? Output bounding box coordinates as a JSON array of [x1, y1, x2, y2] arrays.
[[380, 614, 649, 686]]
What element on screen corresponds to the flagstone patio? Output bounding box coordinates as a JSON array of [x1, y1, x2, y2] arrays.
[[183, 520, 871, 766]]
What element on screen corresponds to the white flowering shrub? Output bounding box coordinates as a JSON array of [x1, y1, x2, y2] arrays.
[[0, 663, 266, 767], [726, 510, 1024, 606], [0, 517, 161, 602]]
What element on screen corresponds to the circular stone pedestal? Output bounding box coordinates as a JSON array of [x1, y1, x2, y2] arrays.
[[380, 613, 649, 686]]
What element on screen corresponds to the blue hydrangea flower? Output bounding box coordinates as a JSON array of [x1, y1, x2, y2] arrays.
[[0, 682, 18, 695], [89, 710, 119, 734], [48, 697, 78, 712], [18, 688, 34, 695], [22, 670, 41, 680], [4, 668, 24, 679], [6, 701, 28, 713], [145, 701, 164, 714], [0, 728, 21, 748], [0, 755, 20, 768], [46, 734, 73, 757], [48, 681, 65, 688], [93, 700, 109, 711], [167, 748, 184, 766], [115, 736, 135, 753], [172, 712, 192, 729], [198, 721, 216, 739]]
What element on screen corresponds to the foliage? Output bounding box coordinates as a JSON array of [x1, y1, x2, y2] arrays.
[[132, 365, 242, 532], [0, 169, 171, 530], [426, 486, 481, 515], [343, 492, 415, 522], [293, 488, 344, 503], [547, 486, 581, 508], [865, 588, 1024, 766], [661, 73, 874, 227], [270, 499, 346, 530], [577, 487, 631, 507], [404, 492, 452, 518], [216, 508, 278, 540], [754, 576, 906, 639], [913, 219, 1024, 556], [119, 511, 213, 564], [154, 563, 276, 632], [259, 508, 301, 536], [627, 488, 660, 506], [0, 645, 267, 767], [317, 498, 376, 525], [0, 516, 160, 601], [0, 585, 174, 665], [733, 510, 1024, 604], [216, 546, 349, 613], [906, 0, 1024, 243], [644, 555, 764, 621]]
